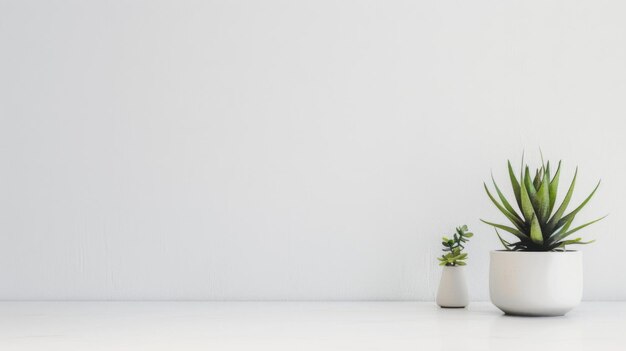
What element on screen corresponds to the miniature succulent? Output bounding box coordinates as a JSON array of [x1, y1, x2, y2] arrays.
[[438, 225, 472, 266]]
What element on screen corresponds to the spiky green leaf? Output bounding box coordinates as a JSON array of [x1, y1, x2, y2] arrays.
[[494, 229, 513, 251], [533, 168, 542, 190], [508, 160, 522, 210], [551, 238, 595, 250], [536, 170, 551, 221], [530, 214, 544, 245], [524, 167, 537, 197], [483, 183, 525, 230], [481, 219, 529, 241], [492, 175, 523, 221], [547, 168, 578, 230], [556, 181, 601, 230], [550, 215, 607, 244], [550, 215, 575, 239], [519, 173, 536, 223], [548, 161, 561, 214]]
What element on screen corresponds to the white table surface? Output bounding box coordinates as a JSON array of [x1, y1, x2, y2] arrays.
[[0, 302, 623, 350]]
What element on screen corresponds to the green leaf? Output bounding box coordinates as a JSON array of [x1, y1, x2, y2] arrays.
[[550, 215, 575, 239], [492, 175, 523, 221], [483, 183, 526, 230], [555, 181, 601, 230], [508, 160, 522, 211], [550, 215, 607, 243], [464, 233, 473, 238], [519, 173, 536, 223], [481, 219, 529, 241], [533, 168, 542, 190], [494, 229, 512, 251], [547, 168, 578, 230], [536, 170, 551, 221], [548, 161, 561, 214], [559, 216, 574, 235], [551, 238, 595, 250], [524, 166, 537, 198], [529, 214, 544, 245], [456, 261, 467, 266]]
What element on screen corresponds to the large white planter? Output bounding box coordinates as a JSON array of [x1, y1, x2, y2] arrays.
[[490, 250, 583, 316], [436, 266, 469, 308]]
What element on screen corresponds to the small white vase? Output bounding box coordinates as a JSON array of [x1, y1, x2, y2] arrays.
[[436, 266, 469, 308], [490, 250, 583, 316]]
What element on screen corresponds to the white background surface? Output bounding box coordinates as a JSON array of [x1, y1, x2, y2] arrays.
[[0, 302, 624, 350], [0, 0, 625, 300]]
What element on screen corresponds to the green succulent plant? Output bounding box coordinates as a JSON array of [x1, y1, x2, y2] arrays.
[[438, 225, 473, 266], [482, 156, 606, 251]]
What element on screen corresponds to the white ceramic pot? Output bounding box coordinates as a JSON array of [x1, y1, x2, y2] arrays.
[[436, 266, 469, 308], [490, 250, 583, 316]]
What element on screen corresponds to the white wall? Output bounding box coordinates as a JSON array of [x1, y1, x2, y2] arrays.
[[1, 0, 625, 300]]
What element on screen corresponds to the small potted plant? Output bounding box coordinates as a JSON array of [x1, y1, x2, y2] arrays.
[[436, 225, 472, 308], [482, 157, 606, 316]]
